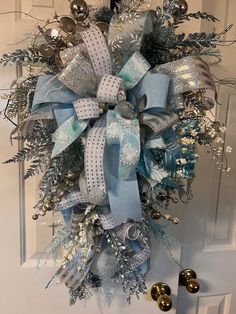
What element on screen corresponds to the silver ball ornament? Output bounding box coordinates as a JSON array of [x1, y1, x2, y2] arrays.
[[116, 101, 137, 120], [171, 0, 188, 16], [32, 214, 39, 220], [70, 0, 89, 22], [60, 16, 76, 33], [39, 44, 54, 58]]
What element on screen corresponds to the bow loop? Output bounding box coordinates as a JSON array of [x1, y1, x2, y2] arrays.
[[81, 25, 112, 81], [97, 74, 125, 104], [58, 52, 97, 97], [73, 98, 100, 120]]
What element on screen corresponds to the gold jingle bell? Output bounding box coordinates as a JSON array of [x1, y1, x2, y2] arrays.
[[151, 282, 172, 312], [158, 295, 173, 312], [151, 211, 161, 220], [32, 214, 39, 220], [179, 268, 200, 294], [186, 278, 200, 294]]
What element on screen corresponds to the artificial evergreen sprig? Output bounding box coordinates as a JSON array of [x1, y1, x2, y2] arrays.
[[0, 48, 49, 66], [4, 120, 55, 179], [24, 152, 50, 179], [141, 21, 234, 67], [36, 140, 84, 211], [174, 30, 233, 49], [69, 272, 101, 305], [4, 145, 50, 180], [43, 226, 72, 262], [106, 230, 147, 298], [4, 75, 38, 122], [173, 11, 219, 26], [117, 0, 145, 13], [3, 143, 39, 164], [69, 281, 90, 305]]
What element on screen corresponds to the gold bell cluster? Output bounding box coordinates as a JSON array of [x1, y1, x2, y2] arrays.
[[179, 268, 200, 294], [151, 282, 173, 312], [150, 269, 200, 311]]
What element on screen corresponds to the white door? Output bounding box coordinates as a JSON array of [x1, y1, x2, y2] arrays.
[[0, 1, 235, 314], [0, 1, 180, 314], [177, 0, 236, 313]]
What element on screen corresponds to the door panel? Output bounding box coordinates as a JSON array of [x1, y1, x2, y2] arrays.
[[177, 0, 236, 313], [0, 1, 179, 314]]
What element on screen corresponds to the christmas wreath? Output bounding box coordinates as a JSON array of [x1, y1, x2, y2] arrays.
[[1, 0, 233, 310]]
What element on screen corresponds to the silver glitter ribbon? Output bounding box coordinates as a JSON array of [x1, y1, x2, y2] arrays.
[[139, 112, 179, 138], [155, 56, 215, 92], [116, 223, 150, 270], [58, 52, 97, 97], [136, 56, 217, 137], [154, 56, 216, 109], [71, 210, 82, 236], [108, 11, 154, 72], [46, 244, 94, 290]]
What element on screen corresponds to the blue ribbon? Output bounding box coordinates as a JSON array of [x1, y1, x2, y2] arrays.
[[104, 143, 142, 225], [32, 75, 78, 113], [129, 72, 170, 112], [32, 50, 172, 227], [105, 110, 142, 225], [106, 110, 140, 179], [60, 207, 73, 228], [52, 115, 89, 157], [32, 75, 90, 157]]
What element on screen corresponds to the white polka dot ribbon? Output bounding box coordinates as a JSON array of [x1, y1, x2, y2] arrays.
[[57, 25, 150, 224]]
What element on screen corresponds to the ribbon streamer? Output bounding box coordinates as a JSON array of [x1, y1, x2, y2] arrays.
[[84, 115, 107, 205], [154, 56, 216, 109], [46, 244, 95, 290], [108, 11, 154, 71], [116, 223, 150, 272]]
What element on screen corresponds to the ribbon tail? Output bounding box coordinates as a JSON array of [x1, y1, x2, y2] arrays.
[[46, 244, 94, 290], [139, 112, 179, 138], [104, 143, 142, 225], [51, 115, 88, 158], [84, 115, 107, 204], [129, 240, 150, 274]]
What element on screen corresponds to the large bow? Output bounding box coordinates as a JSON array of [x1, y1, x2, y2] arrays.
[[32, 23, 167, 226], [31, 20, 216, 229]]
